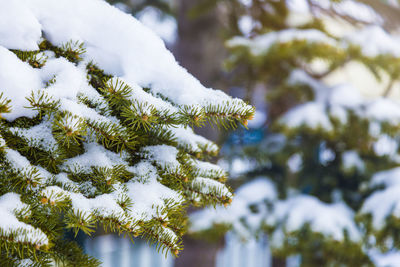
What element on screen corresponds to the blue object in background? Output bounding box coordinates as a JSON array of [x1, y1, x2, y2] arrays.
[[224, 127, 265, 149]]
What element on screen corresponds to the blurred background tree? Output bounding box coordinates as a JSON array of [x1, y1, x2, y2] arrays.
[[189, 0, 400, 266]]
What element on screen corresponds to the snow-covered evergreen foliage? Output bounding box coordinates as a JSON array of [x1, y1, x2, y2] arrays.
[[0, 0, 254, 265], [190, 0, 400, 265]]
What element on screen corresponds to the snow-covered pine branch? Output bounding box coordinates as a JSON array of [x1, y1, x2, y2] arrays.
[[0, 0, 254, 265]]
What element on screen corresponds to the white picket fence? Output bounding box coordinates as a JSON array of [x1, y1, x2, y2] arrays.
[[216, 233, 300, 267], [84, 233, 299, 267], [216, 233, 271, 267], [84, 235, 173, 267]]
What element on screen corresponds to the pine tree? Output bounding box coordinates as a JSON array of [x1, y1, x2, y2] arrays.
[[0, 0, 253, 266], [190, 0, 400, 266]]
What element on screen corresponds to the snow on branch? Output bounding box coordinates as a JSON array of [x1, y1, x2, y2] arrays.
[[0, 0, 254, 263]]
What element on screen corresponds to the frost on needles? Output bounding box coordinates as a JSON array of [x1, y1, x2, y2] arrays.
[[0, 0, 254, 266]]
